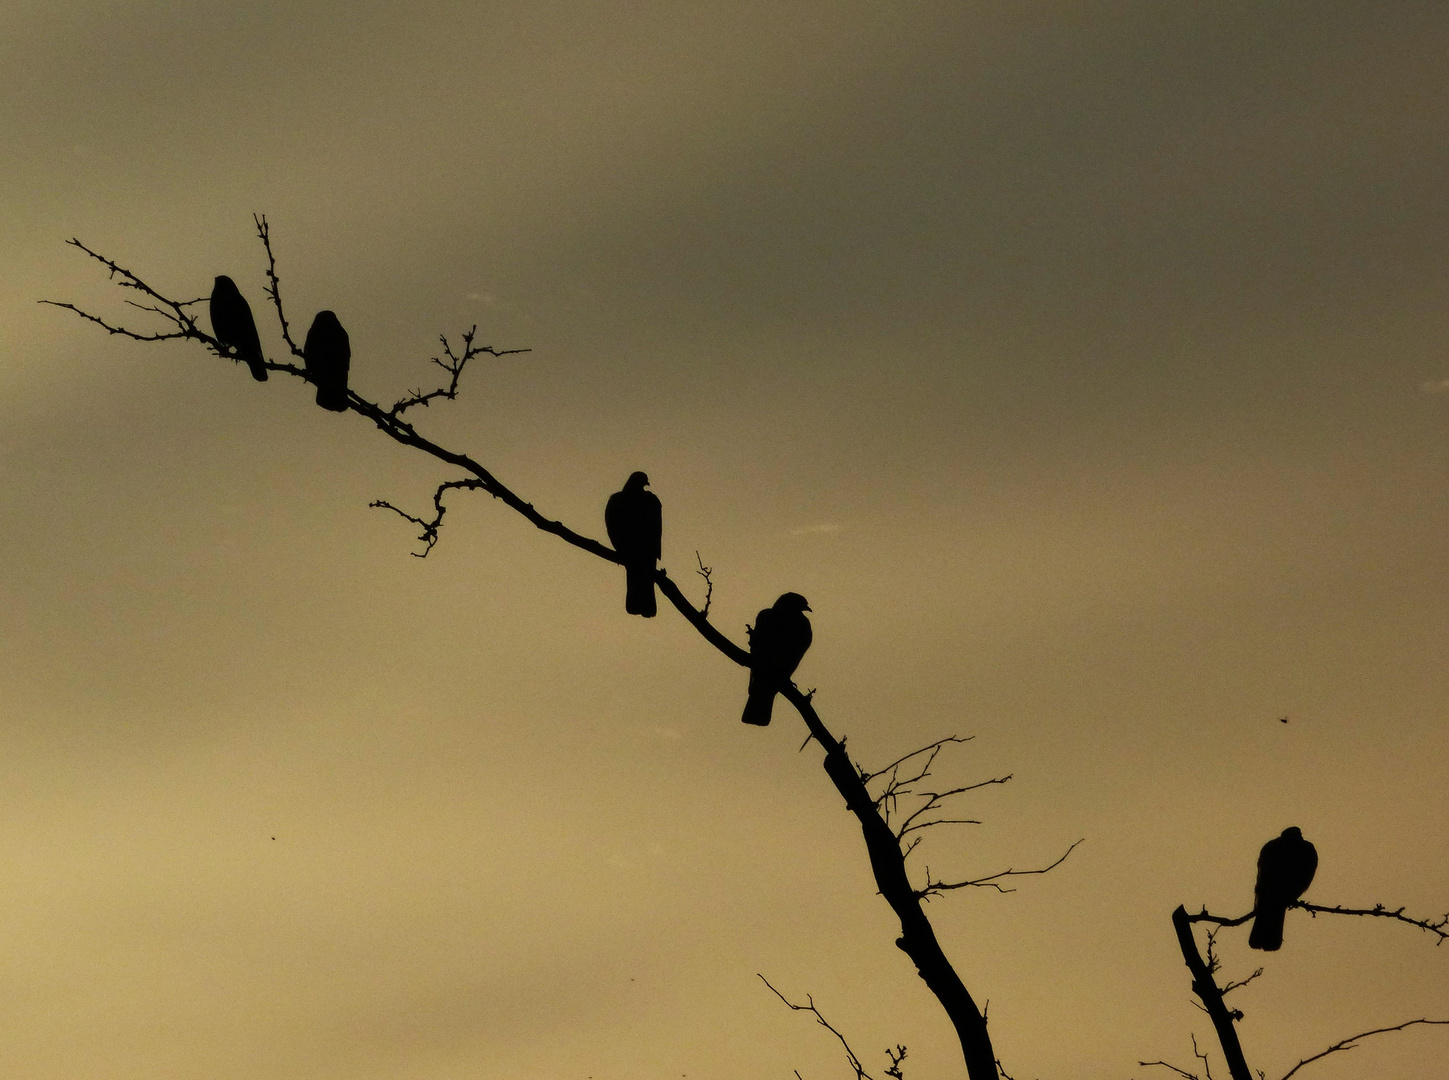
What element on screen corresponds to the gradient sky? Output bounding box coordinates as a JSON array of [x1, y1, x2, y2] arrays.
[[2, 2, 1447, 1078]]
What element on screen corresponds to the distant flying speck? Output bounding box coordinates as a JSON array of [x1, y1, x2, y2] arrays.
[[1279, 716, 1289, 724]]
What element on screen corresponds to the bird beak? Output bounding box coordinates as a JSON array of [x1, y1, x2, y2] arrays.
[[803, 603, 812, 611]]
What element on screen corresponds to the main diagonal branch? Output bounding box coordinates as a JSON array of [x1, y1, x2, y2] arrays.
[[50, 225, 1017, 1080]]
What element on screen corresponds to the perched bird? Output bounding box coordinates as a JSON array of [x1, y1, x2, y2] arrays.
[[209, 275, 267, 381], [605, 471, 662, 617], [741, 592, 812, 726], [1249, 826, 1318, 951], [303, 310, 350, 411]]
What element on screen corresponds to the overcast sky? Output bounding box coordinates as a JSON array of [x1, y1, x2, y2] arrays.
[[2, 2, 1448, 1078]]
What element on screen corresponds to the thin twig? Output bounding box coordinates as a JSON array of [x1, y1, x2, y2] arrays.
[[918, 840, 1083, 898], [370, 478, 486, 556], [695, 551, 714, 618], [761, 975, 905, 1080], [254, 213, 303, 358], [1277, 1018, 1449, 1080]]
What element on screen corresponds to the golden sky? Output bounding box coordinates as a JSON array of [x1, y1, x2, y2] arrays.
[[2, 2, 1447, 1077]]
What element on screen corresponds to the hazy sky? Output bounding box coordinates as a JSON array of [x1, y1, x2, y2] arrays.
[[2, 2, 1447, 1078]]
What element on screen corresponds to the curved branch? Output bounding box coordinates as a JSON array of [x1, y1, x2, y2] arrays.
[[1277, 1018, 1449, 1080]]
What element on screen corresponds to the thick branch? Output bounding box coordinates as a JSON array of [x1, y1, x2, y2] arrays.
[[1171, 905, 1254, 1080]]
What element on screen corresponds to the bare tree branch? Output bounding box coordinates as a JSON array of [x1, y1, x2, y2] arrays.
[[55, 227, 1018, 1080], [253, 214, 304, 358], [1170, 906, 1253, 1080], [1186, 901, 1449, 942], [694, 551, 714, 618], [1276, 1018, 1449, 1080], [370, 478, 486, 556], [918, 839, 1083, 899], [388, 324, 529, 419], [761, 975, 907, 1080], [1297, 901, 1449, 942], [1139, 1034, 1216, 1080], [1199, 927, 1262, 1000]]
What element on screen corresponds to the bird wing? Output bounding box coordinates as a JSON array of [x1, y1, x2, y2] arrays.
[[605, 489, 662, 562], [643, 491, 662, 560], [605, 490, 627, 552]]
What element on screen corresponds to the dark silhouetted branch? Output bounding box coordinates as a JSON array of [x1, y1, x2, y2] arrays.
[[1170, 906, 1253, 1080], [388, 325, 529, 419], [1139, 1034, 1216, 1080], [253, 214, 304, 358], [1276, 1018, 1449, 1080], [371, 478, 486, 556], [1182, 908, 1253, 929], [760, 975, 906, 1080], [694, 551, 714, 618], [918, 840, 1082, 899], [1187, 900, 1449, 942], [1297, 901, 1449, 942], [1199, 927, 1262, 998], [51, 225, 1050, 1080]]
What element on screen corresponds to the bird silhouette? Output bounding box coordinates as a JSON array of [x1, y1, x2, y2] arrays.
[[741, 592, 812, 726], [304, 310, 350, 411], [209, 275, 267, 381], [605, 471, 662, 617], [1249, 826, 1318, 951]]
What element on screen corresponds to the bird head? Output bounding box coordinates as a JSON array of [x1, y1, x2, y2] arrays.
[[1281, 826, 1303, 840], [214, 275, 237, 292], [775, 592, 811, 613], [626, 471, 651, 490]]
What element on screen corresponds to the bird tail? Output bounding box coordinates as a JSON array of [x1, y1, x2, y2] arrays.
[[624, 564, 657, 617], [741, 671, 774, 726], [244, 350, 268, 382], [315, 385, 348, 412], [1249, 906, 1286, 951]]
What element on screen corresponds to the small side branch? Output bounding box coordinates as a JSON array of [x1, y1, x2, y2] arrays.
[[1139, 1034, 1216, 1080], [1297, 901, 1449, 943], [694, 551, 714, 618], [761, 975, 904, 1080], [254, 214, 303, 358], [41, 239, 208, 345], [1199, 927, 1262, 998], [918, 839, 1083, 899], [388, 325, 529, 419], [371, 478, 484, 556], [1183, 908, 1254, 929], [1187, 900, 1449, 942], [857, 736, 1005, 851], [1277, 1018, 1449, 1080]]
